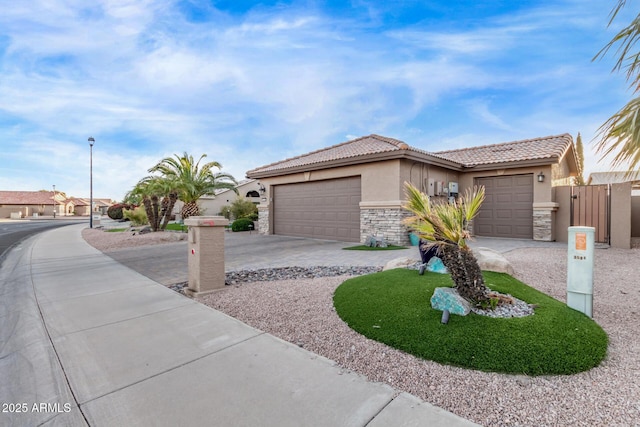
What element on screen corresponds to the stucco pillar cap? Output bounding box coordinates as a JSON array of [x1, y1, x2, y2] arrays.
[[184, 216, 230, 227]]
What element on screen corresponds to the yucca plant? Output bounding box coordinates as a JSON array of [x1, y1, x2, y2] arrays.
[[403, 182, 489, 304]]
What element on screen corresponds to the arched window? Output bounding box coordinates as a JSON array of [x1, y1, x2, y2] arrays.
[[246, 190, 260, 198]]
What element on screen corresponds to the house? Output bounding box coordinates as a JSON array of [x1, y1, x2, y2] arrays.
[[246, 134, 578, 245], [0, 191, 65, 218], [587, 171, 640, 195], [198, 179, 263, 217], [0, 191, 114, 218]]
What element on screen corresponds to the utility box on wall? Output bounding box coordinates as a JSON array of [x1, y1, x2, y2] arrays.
[[567, 226, 595, 318]]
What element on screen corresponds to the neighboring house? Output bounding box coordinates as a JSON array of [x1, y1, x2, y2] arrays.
[[198, 179, 263, 217], [246, 134, 578, 245], [0, 191, 113, 218], [587, 171, 640, 195], [587, 171, 640, 239], [0, 190, 65, 218]]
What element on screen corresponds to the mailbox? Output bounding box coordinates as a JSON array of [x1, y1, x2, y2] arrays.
[[567, 226, 595, 318]]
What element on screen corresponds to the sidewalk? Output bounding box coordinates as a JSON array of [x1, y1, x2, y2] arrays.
[[0, 224, 478, 426]]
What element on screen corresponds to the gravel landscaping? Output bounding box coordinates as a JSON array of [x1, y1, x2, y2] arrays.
[[82, 228, 640, 426], [199, 247, 640, 427]]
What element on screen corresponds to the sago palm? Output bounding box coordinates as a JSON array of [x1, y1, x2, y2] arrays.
[[403, 182, 488, 304], [149, 152, 237, 219]]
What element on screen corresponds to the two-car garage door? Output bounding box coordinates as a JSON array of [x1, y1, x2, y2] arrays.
[[272, 177, 361, 242], [475, 174, 533, 239]]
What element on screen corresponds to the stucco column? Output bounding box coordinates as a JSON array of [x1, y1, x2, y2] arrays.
[[184, 216, 229, 297]]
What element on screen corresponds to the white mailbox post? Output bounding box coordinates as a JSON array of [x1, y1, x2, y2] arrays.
[[567, 226, 595, 318]]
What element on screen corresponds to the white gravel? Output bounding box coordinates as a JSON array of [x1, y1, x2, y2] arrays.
[[200, 247, 640, 427], [82, 228, 640, 426]]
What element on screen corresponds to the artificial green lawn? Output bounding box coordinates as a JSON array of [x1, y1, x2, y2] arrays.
[[342, 245, 408, 251], [333, 269, 608, 376]]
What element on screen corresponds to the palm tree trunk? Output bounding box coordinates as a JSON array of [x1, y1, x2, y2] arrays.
[[160, 192, 178, 230], [142, 197, 154, 228], [181, 201, 199, 219], [440, 245, 488, 304], [151, 195, 161, 231]]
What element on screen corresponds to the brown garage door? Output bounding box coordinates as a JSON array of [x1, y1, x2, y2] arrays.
[[475, 174, 533, 239], [273, 177, 361, 242]]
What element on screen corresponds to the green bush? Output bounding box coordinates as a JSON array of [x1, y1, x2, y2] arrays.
[[123, 206, 148, 226], [228, 197, 258, 221], [107, 203, 130, 220], [231, 217, 254, 232]]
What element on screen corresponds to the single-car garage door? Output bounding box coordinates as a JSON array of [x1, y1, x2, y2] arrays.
[[273, 177, 361, 242], [475, 174, 533, 239]]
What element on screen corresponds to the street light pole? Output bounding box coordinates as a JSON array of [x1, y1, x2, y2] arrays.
[[88, 137, 95, 228], [52, 184, 56, 218]]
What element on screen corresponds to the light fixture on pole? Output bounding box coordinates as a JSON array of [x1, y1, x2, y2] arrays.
[[88, 137, 95, 228], [52, 184, 56, 218]]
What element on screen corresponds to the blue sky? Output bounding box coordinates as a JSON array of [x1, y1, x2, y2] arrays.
[[0, 0, 634, 200]]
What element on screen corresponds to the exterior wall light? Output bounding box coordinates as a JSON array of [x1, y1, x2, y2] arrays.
[[258, 183, 266, 194], [537, 172, 545, 183]]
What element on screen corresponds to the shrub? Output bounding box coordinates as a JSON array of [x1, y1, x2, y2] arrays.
[[219, 205, 232, 220], [228, 197, 258, 220], [123, 206, 148, 226], [107, 203, 128, 220], [231, 217, 254, 232]]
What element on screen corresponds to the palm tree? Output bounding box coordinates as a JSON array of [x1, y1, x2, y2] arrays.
[[127, 176, 178, 232], [149, 152, 237, 219], [593, 1, 640, 175], [403, 182, 489, 304]]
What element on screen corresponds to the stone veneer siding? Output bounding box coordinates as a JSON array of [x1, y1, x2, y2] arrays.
[[533, 209, 553, 241], [360, 208, 412, 246], [257, 206, 270, 235]]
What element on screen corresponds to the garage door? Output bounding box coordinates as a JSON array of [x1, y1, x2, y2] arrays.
[[273, 177, 361, 242], [475, 174, 533, 239]]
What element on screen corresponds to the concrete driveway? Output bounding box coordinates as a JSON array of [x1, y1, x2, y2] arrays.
[[104, 230, 565, 286]]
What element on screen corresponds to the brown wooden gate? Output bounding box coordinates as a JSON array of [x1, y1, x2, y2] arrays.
[[570, 185, 610, 244]]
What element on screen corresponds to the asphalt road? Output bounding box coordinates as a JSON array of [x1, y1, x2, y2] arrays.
[[0, 220, 83, 262]]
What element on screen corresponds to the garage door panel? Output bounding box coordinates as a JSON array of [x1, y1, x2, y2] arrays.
[[273, 177, 361, 242], [476, 175, 533, 239], [496, 194, 512, 203], [496, 209, 513, 219]]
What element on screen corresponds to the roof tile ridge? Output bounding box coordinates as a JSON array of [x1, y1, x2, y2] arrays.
[[248, 134, 404, 172], [434, 133, 571, 155], [369, 134, 408, 149]]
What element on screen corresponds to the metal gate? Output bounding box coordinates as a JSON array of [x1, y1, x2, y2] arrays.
[[570, 185, 610, 244]]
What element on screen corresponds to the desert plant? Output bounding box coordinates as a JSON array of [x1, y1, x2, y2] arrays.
[[123, 205, 148, 226], [228, 197, 258, 220], [231, 217, 254, 232], [403, 181, 489, 304], [148, 152, 237, 219], [107, 203, 128, 220]]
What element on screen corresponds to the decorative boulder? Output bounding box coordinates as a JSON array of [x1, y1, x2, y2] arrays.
[[426, 257, 448, 274], [473, 247, 515, 275], [383, 257, 419, 271], [430, 287, 471, 316]]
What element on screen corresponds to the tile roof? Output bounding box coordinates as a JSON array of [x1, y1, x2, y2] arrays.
[[247, 134, 417, 175], [247, 133, 574, 177], [432, 134, 573, 167], [587, 171, 640, 185], [0, 190, 56, 205]]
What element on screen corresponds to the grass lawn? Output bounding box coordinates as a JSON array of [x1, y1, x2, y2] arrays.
[[333, 269, 608, 376], [342, 245, 408, 251], [164, 223, 188, 232], [105, 228, 128, 232]]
